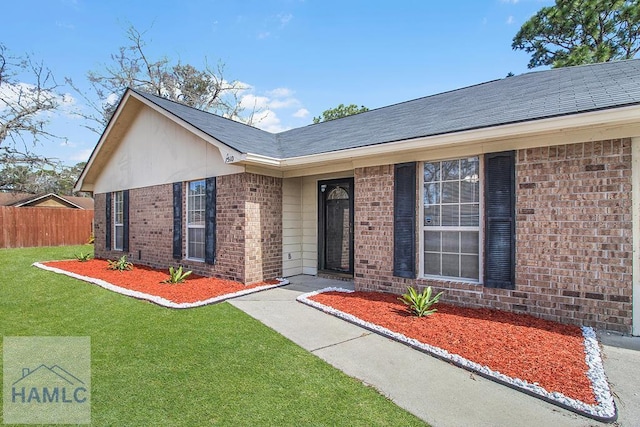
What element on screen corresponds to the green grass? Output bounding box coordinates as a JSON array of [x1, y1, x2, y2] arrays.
[[0, 245, 426, 426]]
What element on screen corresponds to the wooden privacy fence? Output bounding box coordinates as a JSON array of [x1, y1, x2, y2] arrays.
[[0, 207, 94, 248]]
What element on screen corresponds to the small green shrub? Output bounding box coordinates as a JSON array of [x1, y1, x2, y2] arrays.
[[398, 286, 443, 317], [107, 255, 133, 271], [75, 252, 92, 262], [161, 266, 192, 284]]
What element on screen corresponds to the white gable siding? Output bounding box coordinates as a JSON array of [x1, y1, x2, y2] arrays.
[[93, 107, 244, 193], [301, 176, 317, 275], [282, 178, 303, 277]]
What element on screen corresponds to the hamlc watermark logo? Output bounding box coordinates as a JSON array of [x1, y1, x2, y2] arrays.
[[3, 337, 91, 424]]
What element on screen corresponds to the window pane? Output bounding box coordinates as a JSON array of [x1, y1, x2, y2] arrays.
[[460, 231, 479, 254], [424, 183, 440, 205], [188, 228, 205, 260], [442, 254, 459, 277], [461, 255, 479, 280], [424, 252, 441, 276], [441, 205, 459, 226], [442, 181, 459, 204], [189, 180, 205, 196], [460, 181, 479, 203], [424, 162, 440, 182], [460, 204, 479, 226], [114, 225, 123, 250], [424, 231, 441, 252], [442, 160, 459, 181], [460, 157, 479, 180], [442, 231, 459, 253], [424, 205, 440, 226]]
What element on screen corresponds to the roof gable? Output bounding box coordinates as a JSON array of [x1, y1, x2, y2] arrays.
[[77, 59, 640, 191], [132, 90, 281, 158], [129, 59, 640, 160]]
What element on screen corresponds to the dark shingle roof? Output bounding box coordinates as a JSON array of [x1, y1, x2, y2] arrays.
[[133, 59, 640, 159]]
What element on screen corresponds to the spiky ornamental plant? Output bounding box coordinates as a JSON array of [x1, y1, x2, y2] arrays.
[[398, 286, 443, 317]]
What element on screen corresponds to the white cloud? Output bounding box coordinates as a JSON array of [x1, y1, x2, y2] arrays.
[[0, 82, 78, 119], [500, 0, 520, 3], [253, 109, 288, 133], [60, 140, 78, 148], [105, 92, 120, 106], [506, 15, 515, 25], [267, 87, 293, 98], [240, 94, 270, 110], [56, 21, 75, 30], [258, 31, 271, 39], [270, 98, 299, 109], [70, 148, 93, 162], [278, 13, 293, 28], [233, 84, 307, 130], [293, 108, 309, 118]]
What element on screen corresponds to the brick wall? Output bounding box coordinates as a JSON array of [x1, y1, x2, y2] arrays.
[[244, 173, 283, 283], [354, 165, 410, 292], [94, 172, 283, 284], [515, 139, 632, 332], [353, 139, 633, 333]]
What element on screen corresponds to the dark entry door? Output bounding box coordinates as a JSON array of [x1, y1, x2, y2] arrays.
[[318, 178, 354, 275]]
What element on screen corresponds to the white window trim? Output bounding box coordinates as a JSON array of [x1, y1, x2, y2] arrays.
[[418, 156, 484, 284], [186, 180, 205, 262], [113, 191, 124, 251]]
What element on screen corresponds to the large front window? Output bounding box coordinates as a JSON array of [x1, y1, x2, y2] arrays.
[[423, 157, 480, 280], [113, 191, 124, 251], [187, 180, 206, 261]]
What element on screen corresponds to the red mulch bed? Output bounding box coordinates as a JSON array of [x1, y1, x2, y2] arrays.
[[43, 259, 278, 304], [310, 291, 596, 405]]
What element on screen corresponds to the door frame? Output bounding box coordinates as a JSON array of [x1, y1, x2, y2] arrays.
[[317, 178, 355, 275]]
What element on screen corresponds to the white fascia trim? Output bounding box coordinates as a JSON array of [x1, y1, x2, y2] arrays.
[[270, 105, 640, 169], [241, 153, 281, 166]]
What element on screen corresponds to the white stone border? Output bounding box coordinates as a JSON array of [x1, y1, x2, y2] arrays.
[[33, 262, 289, 309], [297, 287, 617, 423]]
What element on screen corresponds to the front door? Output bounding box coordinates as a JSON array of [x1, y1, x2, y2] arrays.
[[318, 178, 354, 275]]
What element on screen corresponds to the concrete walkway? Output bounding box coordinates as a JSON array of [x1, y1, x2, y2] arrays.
[[229, 275, 640, 427]]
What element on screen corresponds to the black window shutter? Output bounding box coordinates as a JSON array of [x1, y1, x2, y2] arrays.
[[105, 192, 112, 251], [484, 151, 516, 289], [205, 177, 217, 265], [172, 182, 183, 259], [393, 162, 416, 278], [122, 190, 130, 252]]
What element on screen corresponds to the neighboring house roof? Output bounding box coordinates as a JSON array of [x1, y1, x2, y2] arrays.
[[0, 192, 94, 209], [133, 59, 640, 159]]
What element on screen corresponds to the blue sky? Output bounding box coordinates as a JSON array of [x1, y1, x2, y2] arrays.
[[1, 0, 553, 165]]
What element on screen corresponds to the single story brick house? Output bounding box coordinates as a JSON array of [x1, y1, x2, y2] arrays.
[[75, 59, 640, 334]]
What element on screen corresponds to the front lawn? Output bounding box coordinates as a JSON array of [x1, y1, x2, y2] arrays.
[[0, 245, 426, 426]]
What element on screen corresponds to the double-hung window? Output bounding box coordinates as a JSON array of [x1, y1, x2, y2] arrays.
[[423, 157, 481, 281], [187, 180, 206, 261], [113, 191, 124, 251]]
